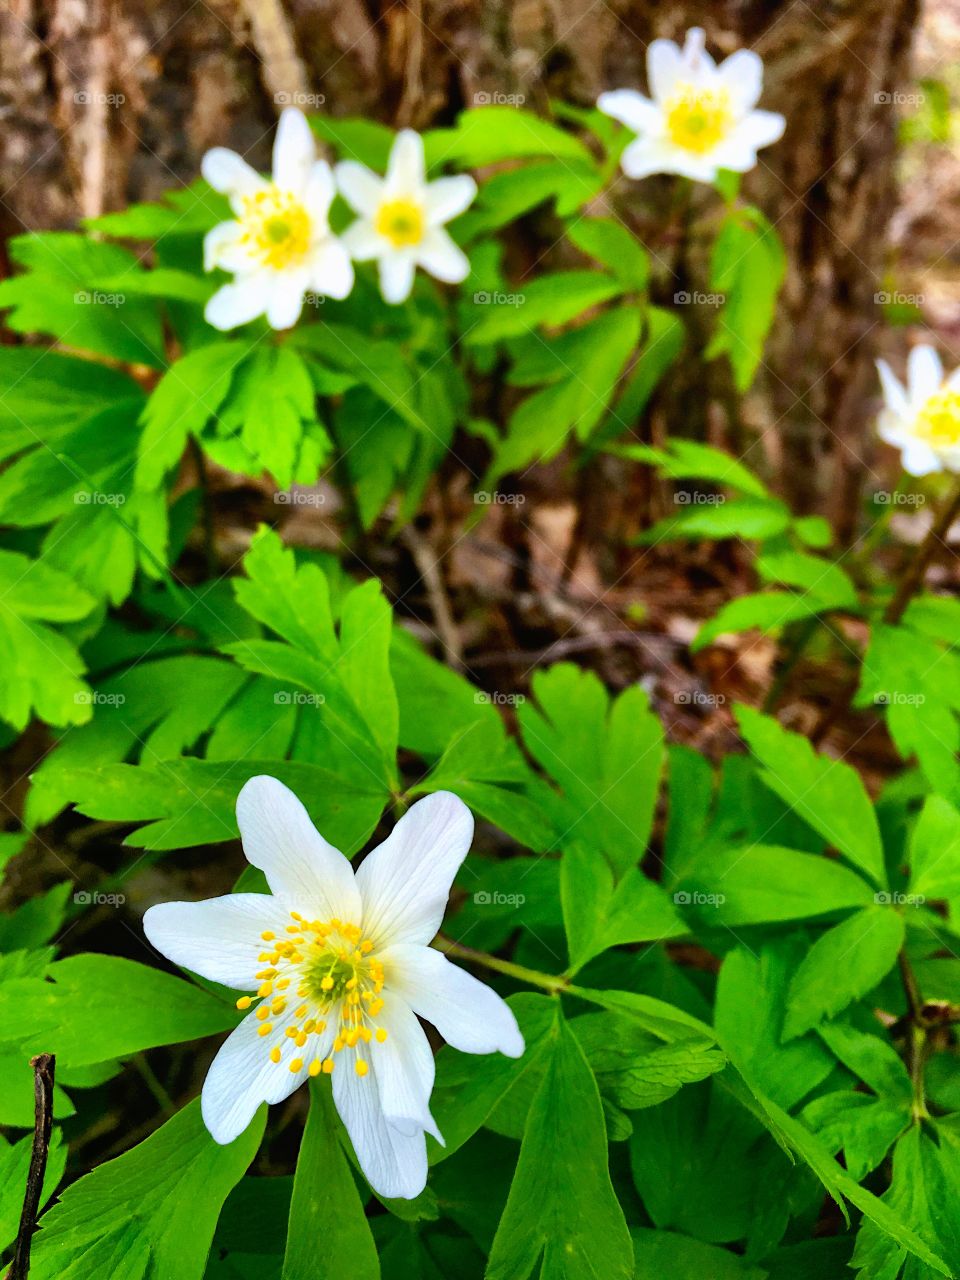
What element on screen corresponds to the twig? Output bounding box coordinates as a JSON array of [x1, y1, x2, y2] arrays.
[[10, 1054, 56, 1280], [401, 526, 464, 671]]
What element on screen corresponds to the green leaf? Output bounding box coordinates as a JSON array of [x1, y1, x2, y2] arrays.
[[735, 706, 887, 886], [908, 794, 960, 900], [518, 665, 663, 876], [641, 495, 791, 544], [485, 1009, 633, 1280], [632, 1228, 765, 1279], [694, 590, 838, 651], [466, 272, 623, 344], [562, 844, 684, 972], [428, 108, 594, 167], [137, 342, 245, 489], [0, 1128, 67, 1252], [282, 1081, 379, 1280], [674, 843, 873, 926], [706, 206, 786, 391], [566, 218, 649, 290], [783, 907, 905, 1040], [30, 1099, 264, 1280], [0, 954, 236, 1066], [615, 438, 769, 499]]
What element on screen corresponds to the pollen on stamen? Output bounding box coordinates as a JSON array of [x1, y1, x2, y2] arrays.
[[236, 996, 252, 1010], [322, 1058, 334, 1073], [376, 1028, 388, 1043], [270, 1047, 282, 1064], [290, 1057, 304, 1073], [258, 1023, 273, 1037], [355, 1060, 369, 1077], [309, 1060, 322, 1077]]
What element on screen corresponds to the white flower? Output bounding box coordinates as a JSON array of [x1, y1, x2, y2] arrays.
[[876, 345, 960, 476], [597, 27, 785, 183], [201, 108, 354, 331], [335, 130, 476, 304], [143, 777, 523, 1199]]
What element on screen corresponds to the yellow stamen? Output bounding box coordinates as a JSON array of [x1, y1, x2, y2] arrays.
[[664, 82, 734, 154], [375, 199, 425, 249]]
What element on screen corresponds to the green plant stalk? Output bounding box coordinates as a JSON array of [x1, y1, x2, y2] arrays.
[[433, 936, 568, 995]]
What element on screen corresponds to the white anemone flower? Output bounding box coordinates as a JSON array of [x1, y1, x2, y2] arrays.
[[597, 27, 785, 183], [142, 777, 523, 1199], [876, 345, 960, 476], [335, 130, 476, 304], [201, 108, 354, 331]]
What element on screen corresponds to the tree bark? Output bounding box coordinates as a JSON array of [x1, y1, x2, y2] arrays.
[[0, 1, 921, 526]]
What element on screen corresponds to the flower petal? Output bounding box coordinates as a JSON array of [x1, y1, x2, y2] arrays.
[[380, 943, 524, 1057], [203, 221, 253, 274], [265, 272, 310, 330], [304, 160, 336, 224], [201, 147, 264, 199], [908, 344, 944, 406], [235, 776, 361, 922], [357, 791, 473, 947], [336, 161, 384, 218], [902, 439, 943, 476], [143, 893, 280, 988], [596, 90, 661, 137], [423, 175, 477, 226], [877, 358, 909, 419], [385, 129, 426, 197], [416, 229, 470, 284], [309, 238, 355, 299], [718, 49, 764, 115], [204, 278, 267, 331], [374, 996, 442, 1141], [272, 107, 316, 194], [332, 1051, 428, 1198], [647, 37, 684, 102], [378, 252, 417, 304], [202, 1005, 316, 1145], [621, 138, 715, 183], [731, 109, 786, 152], [341, 219, 382, 261]]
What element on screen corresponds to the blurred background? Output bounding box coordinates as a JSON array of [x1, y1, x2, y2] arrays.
[[2, 1, 957, 532]]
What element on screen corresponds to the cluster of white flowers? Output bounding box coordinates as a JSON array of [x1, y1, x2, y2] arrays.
[[203, 109, 477, 330]]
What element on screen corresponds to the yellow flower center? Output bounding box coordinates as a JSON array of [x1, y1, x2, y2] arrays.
[[664, 82, 734, 154], [237, 912, 386, 1078], [375, 198, 426, 248], [914, 388, 960, 447], [239, 187, 313, 270]]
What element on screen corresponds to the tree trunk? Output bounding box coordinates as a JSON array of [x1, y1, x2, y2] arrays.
[[0, 0, 921, 530]]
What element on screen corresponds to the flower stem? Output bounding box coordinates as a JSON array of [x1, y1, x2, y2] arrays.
[[433, 936, 568, 995], [898, 951, 930, 1122], [882, 476, 960, 625]]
